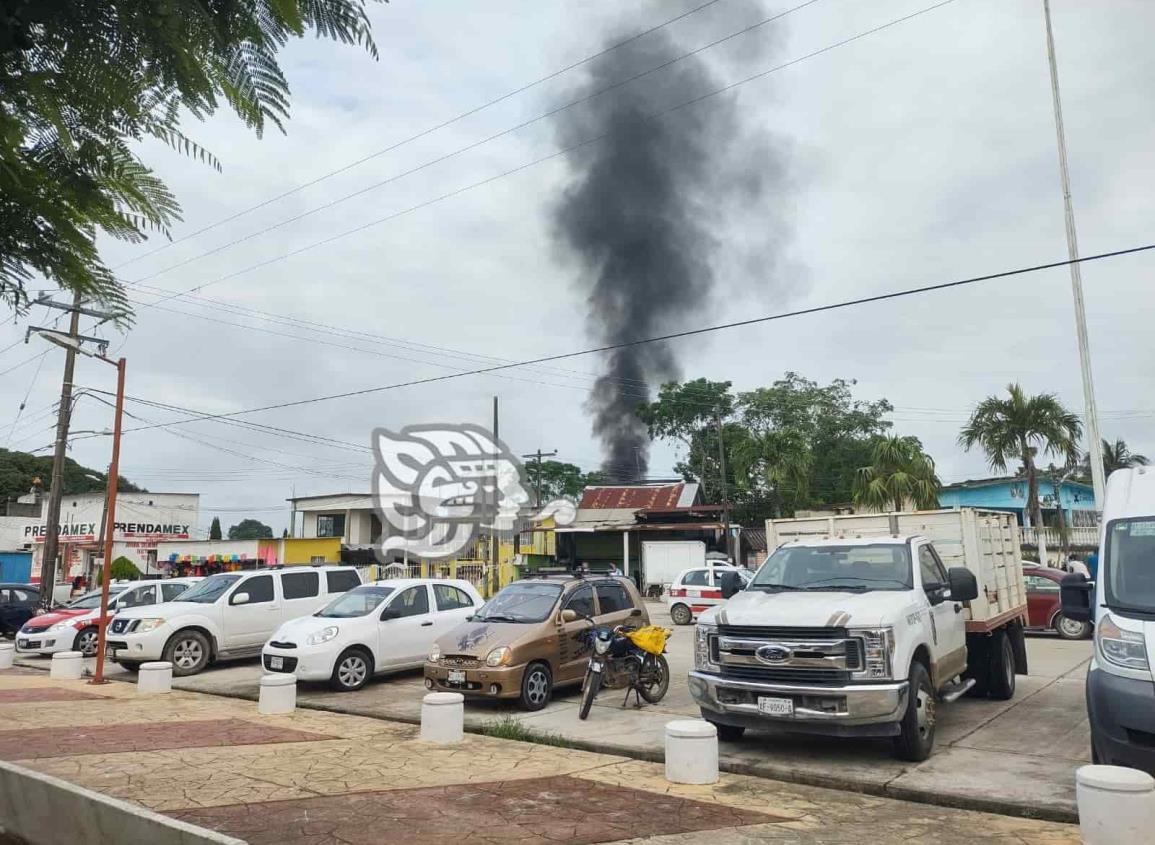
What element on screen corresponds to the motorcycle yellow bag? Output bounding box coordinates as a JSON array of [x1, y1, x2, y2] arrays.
[[625, 625, 671, 655]]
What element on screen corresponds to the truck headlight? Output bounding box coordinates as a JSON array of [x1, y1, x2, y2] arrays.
[[306, 626, 339, 646], [694, 623, 719, 672], [133, 618, 166, 634], [850, 627, 894, 680], [1097, 614, 1149, 672], [485, 646, 511, 667]]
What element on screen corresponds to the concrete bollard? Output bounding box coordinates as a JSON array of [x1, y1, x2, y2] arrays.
[[665, 719, 719, 785], [258, 673, 297, 715], [420, 692, 464, 744], [49, 651, 84, 681], [137, 661, 173, 695], [0, 643, 14, 670], [1077, 764, 1155, 844]]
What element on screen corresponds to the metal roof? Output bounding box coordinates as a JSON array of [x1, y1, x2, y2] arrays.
[[578, 482, 699, 510]]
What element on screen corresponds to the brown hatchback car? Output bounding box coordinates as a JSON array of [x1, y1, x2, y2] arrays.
[[424, 574, 649, 710]]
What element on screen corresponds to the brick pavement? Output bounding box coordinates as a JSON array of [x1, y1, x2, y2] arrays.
[[0, 670, 1080, 845]]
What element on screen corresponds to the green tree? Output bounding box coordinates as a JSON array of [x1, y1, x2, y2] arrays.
[[853, 435, 941, 513], [208, 516, 222, 541], [1081, 437, 1149, 480], [96, 555, 140, 585], [228, 518, 273, 540], [636, 379, 734, 501], [1, 1, 381, 314], [526, 460, 598, 503], [959, 383, 1083, 532], [0, 448, 143, 502]]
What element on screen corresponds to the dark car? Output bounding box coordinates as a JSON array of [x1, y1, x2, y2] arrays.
[[1023, 565, 1091, 639], [0, 584, 40, 638]]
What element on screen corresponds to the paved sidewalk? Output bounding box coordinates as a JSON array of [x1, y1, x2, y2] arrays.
[[0, 667, 1078, 844], [43, 620, 1088, 821]]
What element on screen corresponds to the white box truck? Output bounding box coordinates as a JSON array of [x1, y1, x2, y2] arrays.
[[641, 540, 706, 593], [689, 508, 1028, 761]]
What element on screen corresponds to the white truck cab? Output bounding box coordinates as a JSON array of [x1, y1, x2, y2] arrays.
[[690, 509, 1028, 761], [1061, 466, 1155, 775]]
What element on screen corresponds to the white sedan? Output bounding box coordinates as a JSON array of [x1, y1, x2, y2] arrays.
[[666, 564, 752, 625], [261, 578, 483, 691]]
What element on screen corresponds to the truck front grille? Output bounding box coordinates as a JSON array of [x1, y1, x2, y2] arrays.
[[719, 666, 849, 685], [711, 626, 863, 681]]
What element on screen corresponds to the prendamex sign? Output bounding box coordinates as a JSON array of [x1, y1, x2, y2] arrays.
[[24, 523, 191, 542]]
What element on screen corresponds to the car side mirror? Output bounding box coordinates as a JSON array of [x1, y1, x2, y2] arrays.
[[946, 568, 979, 603], [561, 609, 578, 623], [720, 571, 743, 599], [1060, 573, 1093, 622], [230, 592, 250, 606], [629, 608, 642, 617], [380, 607, 401, 621]]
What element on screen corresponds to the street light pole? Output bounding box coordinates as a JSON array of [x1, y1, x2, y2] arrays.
[[90, 357, 125, 686], [1042, 0, 1106, 507]]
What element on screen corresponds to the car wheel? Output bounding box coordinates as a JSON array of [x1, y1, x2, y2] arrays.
[[330, 648, 373, 692], [894, 661, 936, 762], [164, 630, 210, 676], [519, 662, 552, 711], [1055, 613, 1092, 641], [988, 630, 1016, 701], [73, 626, 99, 658], [669, 603, 693, 626]]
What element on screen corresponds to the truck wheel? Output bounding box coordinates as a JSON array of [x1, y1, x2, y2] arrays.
[[164, 630, 210, 676], [894, 661, 936, 762], [701, 713, 746, 742], [1054, 613, 1092, 641], [988, 630, 1016, 701], [964, 635, 990, 697], [670, 604, 693, 626]]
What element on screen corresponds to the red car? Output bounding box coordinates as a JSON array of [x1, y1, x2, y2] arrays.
[[1023, 565, 1092, 639]]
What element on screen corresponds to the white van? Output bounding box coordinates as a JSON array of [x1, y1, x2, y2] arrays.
[[106, 566, 362, 675], [1062, 467, 1155, 775]]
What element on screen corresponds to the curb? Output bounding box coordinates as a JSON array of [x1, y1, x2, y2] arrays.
[[12, 660, 1079, 826]]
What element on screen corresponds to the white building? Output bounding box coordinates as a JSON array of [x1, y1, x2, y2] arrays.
[[0, 491, 199, 584]]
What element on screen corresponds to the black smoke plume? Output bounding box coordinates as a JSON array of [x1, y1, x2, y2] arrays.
[[552, 22, 784, 482]]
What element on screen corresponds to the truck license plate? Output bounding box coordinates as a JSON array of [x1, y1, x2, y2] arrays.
[[269, 656, 283, 670], [448, 670, 466, 684], [757, 696, 794, 716]]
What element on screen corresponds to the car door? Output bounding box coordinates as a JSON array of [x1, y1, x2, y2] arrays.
[[0, 590, 15, 633], [679, 569, 711, 614], [918, 543, 967, 682], [160, 581, 192, 603], [431, 583, 477, 635], [1024, 572, 1060, 627], [557, 583, 595, 683], [594, 580, 636, 629], [377, 584, 435, 666], [220, 574, 279, 650], [279, 570, 322, 624]]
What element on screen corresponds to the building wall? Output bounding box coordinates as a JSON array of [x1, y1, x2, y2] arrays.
[[281, 538, 341, 564], [938, 480, 1096, 522]]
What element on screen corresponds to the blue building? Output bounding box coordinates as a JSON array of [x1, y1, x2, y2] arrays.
[[938, 475, 1096, 526]]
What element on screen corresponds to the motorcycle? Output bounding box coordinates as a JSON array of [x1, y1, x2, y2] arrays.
[[572, 613, 670, 720]]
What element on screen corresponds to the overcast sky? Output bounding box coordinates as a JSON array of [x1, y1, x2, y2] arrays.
[[2, 0, 1153, 536]]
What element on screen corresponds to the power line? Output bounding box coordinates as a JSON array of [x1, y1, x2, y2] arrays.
[[126, 0, 958, 304], [82, 243, 1155, 438], [111, 0, 732, 272], [127, 0, 825, 294]]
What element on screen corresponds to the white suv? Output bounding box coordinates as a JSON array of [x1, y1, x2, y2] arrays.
[[106, 566, 363, 675]]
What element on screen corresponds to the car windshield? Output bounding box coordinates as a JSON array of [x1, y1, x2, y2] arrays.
[[474, 582, 563, 623], [176, 574, 243, 604], [316, 585, 395, 618], [1105, 518, 1155, 614], [751, 544, 913, 592], [66, 586, 129, 610]]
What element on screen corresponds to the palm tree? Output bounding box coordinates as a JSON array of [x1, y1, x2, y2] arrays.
[[853, 436, 941, 513], [1088, 438, 1149, 478], [958, 384, 1082, 531]]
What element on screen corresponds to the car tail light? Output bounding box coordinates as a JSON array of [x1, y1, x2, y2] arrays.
[[669, 588, 686, 598]]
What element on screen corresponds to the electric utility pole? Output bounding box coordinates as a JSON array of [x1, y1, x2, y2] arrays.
[[520, 449, 558, 508], [27, 293, 116, 606], [489, 396, 500, 597], [1043, 0, 1106, 508], [715, 414, 732, 563]]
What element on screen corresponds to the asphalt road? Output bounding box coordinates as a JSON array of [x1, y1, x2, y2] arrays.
[[17, 605, 1093, 821]]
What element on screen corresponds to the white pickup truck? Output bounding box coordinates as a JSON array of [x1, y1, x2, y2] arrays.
[[689, 509, 1029, 760]]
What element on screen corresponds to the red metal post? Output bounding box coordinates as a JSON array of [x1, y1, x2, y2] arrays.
[[90, 358, 125, 685]]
